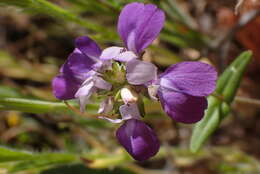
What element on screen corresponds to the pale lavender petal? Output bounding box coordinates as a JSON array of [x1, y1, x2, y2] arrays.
[[115, 51, 137, 62], [75, 80, 95, 112], [126, 59, 157, 85], [100, 46, 137, 62], [116, 119, 160, 161], [160, 61, 217, 97], [158, 90, 208, 123], [52, 74, 80, 100], [94, 77, 112, 90], [119, 103, 141, 120], [118, 3, 165, 54], [100, 46, 124, 60], [75, 36, 102, 59], [98, 97, 114, 114]]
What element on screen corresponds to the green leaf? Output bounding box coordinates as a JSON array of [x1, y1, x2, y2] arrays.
[[0, 146, 78, 172], [161, 0, 196, 29], [0, 146, 33, 162], [9, 153, 78, 172], [41, 164, 134, 174], [190, 51, 252, 153]]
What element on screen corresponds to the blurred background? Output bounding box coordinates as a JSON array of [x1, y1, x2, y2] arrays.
[[0, 0, 260, 173]]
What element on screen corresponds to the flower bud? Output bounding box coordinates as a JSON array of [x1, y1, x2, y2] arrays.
[[116, 119, 160, 161], [120, 87, 138, 104]]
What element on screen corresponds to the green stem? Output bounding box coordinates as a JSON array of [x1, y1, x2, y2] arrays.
[[0, 97, 98, 114]]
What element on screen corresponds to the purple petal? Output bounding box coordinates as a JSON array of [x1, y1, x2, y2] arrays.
[[52, 74, 80, 100], [118, 3, 165, 54], [62, 49, 97, 80], [158, 90, 208, 123], [160, 62, 217, 97], [116, 119, 160, 161], [75, 36, 102, 59], [126, 59, 157, 85]]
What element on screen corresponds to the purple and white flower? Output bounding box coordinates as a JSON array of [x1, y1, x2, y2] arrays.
[[100, 2, 165, 161], [100, 2, 164, 85], [52, 36, 112, 112], [116, 3, 217, 124], [52, 2, 217, 161]]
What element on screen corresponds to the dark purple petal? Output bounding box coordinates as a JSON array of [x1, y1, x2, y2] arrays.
[[75, 36, 102, 59], [52, 74, 80, 100], [118, 3, 165, 54], [160, 61, 217, 97], [116, 119, 160, 161], [158, 90, 208, 123], [126, 59, 157, 85], [62, 49, 97, 80]]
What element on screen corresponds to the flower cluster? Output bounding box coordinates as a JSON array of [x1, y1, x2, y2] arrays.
[[52, 2, 217, 161]]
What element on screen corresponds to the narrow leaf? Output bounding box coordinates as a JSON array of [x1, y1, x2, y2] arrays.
[[9, 153, 77, 172], [0, 146, 33, 162], [190, 51, 252, 153], [0, 0, 116, 40]]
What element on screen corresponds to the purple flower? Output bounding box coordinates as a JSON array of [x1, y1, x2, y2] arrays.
[[52, 1, 217, 162], [150, 61, 217, 123], [116, 119, 160, 161], [113, 3, 217, 124], [98, 2, 164, 161], [52, 36, 112, 112], [100, 2, 165, 85]]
